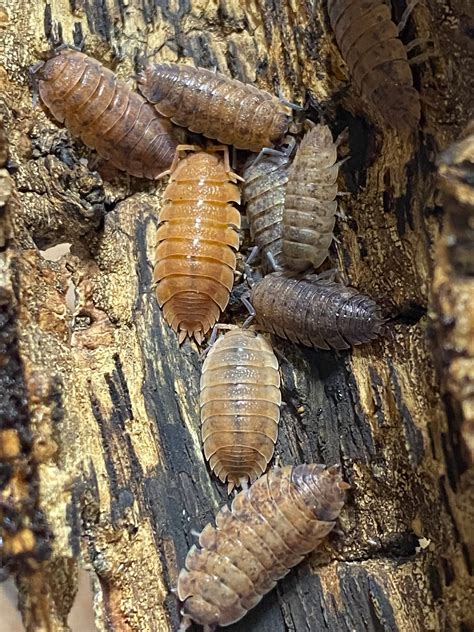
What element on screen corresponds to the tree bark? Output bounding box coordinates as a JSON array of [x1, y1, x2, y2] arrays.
[[0, 1, 473, 631]]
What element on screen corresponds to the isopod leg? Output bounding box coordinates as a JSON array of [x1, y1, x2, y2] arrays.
[[157, 144, 203, 179], [265, 250, 283, 273], [397, 0, 419, 33], [200, 326, 219, 360], [406, 38, 435, 54], [29, 62, 44, 106], [408, 50, 438, 66], [336, 156, 351, 169], [278, 89, 304, 112], [246, 245, 260, 267], [335, 127, 349, 147], [248, 145, 291, 169], [243, 246, 262, 288], [53, 41, 83, 54], [335, 209, 347, 220], [206, 145, 244, 182], [332, 524, 345, 538], [315, 268, 339, 283], [200, 323, 236, 360], [241, 296, 256, 329], [283, 135, 297, 157]]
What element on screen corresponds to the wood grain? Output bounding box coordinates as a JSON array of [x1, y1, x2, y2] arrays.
[[0, 0, 473, 630]]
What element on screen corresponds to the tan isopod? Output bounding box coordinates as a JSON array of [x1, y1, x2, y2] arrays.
[[140, 63, 292, 152], [36, 49, 180, 178], [154, 145, 241, 344], [200, 328, 281, 492], [328, 0, 420, 131], [177, 464, 348, 629], [282, 124, 341, 271]]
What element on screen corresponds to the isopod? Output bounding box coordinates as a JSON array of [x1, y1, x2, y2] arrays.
[[200, 328, 281, 492], [36, 49, 180, 178], [242, 139, 295, 272], [139, 63, 291, 152], [177, 463, 348, 628], [250, 272, 384, 350], [282, 124, 340, 271], [154, 145, 241, 344], [328, 0, 420, 131]]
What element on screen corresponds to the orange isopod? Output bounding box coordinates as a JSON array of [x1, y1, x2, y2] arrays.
[[36, 49, 180, 178], [177, 464, 348, 628], [200, 328, 281, 492], [154, 145, 241, 344]]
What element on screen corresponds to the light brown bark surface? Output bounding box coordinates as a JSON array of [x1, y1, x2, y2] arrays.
[[0, 1, 473, 631]]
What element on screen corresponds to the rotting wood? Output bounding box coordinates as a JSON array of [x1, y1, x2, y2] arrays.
[[433, 122, 474, 465], [0, 1, 473, 631]]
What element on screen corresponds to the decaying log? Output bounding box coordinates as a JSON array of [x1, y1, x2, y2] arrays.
[[0, 1, 473, 631], [433, 122, 474, 464]]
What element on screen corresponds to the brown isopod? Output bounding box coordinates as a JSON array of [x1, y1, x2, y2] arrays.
[[282, 124, 341, 272], [250, 272, 384, 350], [139, 63, 292, 152], [36, 49, 180, 178], [242, 139, 295, 272], [177, 463, 348, 629], [200, 328, 281, 493], [154, 145, 241, 344], [328, 0, 420, 131]]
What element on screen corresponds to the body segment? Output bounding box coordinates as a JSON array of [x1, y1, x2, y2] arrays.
[[177, 464, 347, 627], [154, 146, 241, 344], [251, 272, 384, 350], [200, 328, 281, 491], [282, 125, 339, 271], [37, 49, 179, 178], [328, 0, 420, 131], [242, 142, 294, 272], [140, 63, 291, 152]]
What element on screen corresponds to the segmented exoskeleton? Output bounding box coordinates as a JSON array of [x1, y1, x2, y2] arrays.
[[140, 63, 291, 152], [154, 145, 241, 344], [328, 0, 420, 132], [250, 272, 384, 350], [36, 49, 179, 178], [201, 328, 281, 492], [282, 125, 340, 271], [177, 464, 348, 628], [242, 139, 295, 272]]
